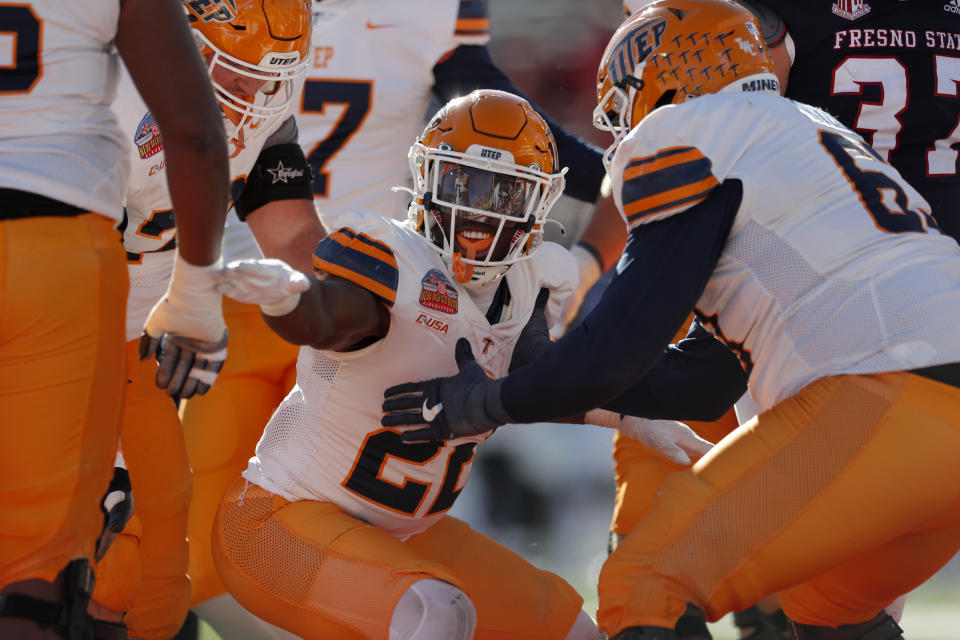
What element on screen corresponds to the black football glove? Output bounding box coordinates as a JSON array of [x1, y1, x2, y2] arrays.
[[95, 465, 134, 562], [382, 338, 513, 442], [138, 332, 228, 399]]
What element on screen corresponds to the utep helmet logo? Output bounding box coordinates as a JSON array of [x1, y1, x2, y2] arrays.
[[606, 18, 667, 86], [183, 0, 238, 23], [419, 269, 459, 314]]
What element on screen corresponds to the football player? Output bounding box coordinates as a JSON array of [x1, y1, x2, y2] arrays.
[[0, 1, 230, 639], [206, 90, 601, 640], [177, 1, 624, 636], [90, 1, 319, 639], [380, 2, 960, 639], [736, 0, 960, 242]]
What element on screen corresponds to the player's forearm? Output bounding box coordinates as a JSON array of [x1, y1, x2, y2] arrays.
[[500, 181, 742, 423], [118, 0, 229, 267], [263, 277, 386, 351], [577, 193, 628, 272], [162, 145, 230, 266]]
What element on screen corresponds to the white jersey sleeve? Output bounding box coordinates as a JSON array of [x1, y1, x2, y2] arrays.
[[0, 0, 127, 219], [612, 92, 960, 410], [244, 212, 575, 539]]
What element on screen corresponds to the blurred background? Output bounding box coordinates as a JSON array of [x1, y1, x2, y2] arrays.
[[445, 2, 960, 639]]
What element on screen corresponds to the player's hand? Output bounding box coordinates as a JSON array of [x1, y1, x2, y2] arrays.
[[618, 416, 714, 466], [382, 338, 512, 442], [95, 462, 134, 562], [549, 244, 602, 339], [215, 258, 311, 316], [139, 254, 228, 399]]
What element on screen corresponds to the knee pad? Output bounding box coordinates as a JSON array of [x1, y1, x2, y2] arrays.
[[790, 612, 903, 640], [92, 515, 143, 615], [389, 579, 476, 640]]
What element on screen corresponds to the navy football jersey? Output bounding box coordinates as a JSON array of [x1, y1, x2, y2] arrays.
[[757, 0, 960, 240]]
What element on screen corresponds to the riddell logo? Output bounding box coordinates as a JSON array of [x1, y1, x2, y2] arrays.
[[832, 0, 870, 20], [946, 0, 960, 14]]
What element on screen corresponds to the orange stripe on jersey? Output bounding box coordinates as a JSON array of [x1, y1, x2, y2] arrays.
[[313, 257, 398, 307], [622, 147, 706, 182], [455, 17, 490, 36], [621, 146, 719, 223], [313, 227, 399, 307], [329, 229, 397, 268]]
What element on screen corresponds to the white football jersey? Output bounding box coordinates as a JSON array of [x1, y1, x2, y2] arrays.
[[112, 66, 305, 340], [297, 0, 489, 223], [0, 1, 127, 219], [244, 212, 576, 539], [609, 92, 960, 411]]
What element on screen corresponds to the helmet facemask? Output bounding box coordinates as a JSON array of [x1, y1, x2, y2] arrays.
[[194, 29, 309, 144], [410, 142, 565, 286]]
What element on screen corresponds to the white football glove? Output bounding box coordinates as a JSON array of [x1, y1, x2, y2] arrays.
[[139, 253, 227, 399], [214, 258, 311, 316], [550, 244, 603, 339], [619, 416, 715, 466]]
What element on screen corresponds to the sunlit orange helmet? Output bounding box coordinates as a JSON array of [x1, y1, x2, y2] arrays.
[[596, 0, 777, 167], [183, 0, 311, 134], [407, 90, 566, 285]]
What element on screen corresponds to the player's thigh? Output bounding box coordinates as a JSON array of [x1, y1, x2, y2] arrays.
[[406, 515, 584, 640], [119, 339, 193, 638], [181, 300, 298, 605], [611, 412, 737, 538], [601, 372, 960, 629], [213, 479, 462, 640], [0, 213, 126, 585]]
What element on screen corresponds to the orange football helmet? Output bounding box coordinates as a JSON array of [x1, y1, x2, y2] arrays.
[[596, 0, 776, 166], [184, 0, 311, 134], [407, 90, 566, 285]]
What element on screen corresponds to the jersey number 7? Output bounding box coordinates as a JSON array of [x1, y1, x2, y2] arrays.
[[300, 79, 373, 198]]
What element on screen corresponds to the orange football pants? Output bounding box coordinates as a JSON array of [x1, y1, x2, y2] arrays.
[[213, 479, 584, 640], [0, 214, 127, 587], [180, 298, 298, 605], [611, 315, 739, 538], [94, 339, 193, 639], [598, 371, 960, 635]]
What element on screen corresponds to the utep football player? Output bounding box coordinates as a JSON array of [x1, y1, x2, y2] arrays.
[[0, 1, 230, 639], [178, 0, 622, 634], [92, 1, 319, 638], [380, 2, 960, 639], [207, 90, 601, 640]]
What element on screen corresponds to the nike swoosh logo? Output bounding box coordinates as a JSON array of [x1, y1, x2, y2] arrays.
[[366, 20, 394, 29], [422, 399, 442, 422]]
